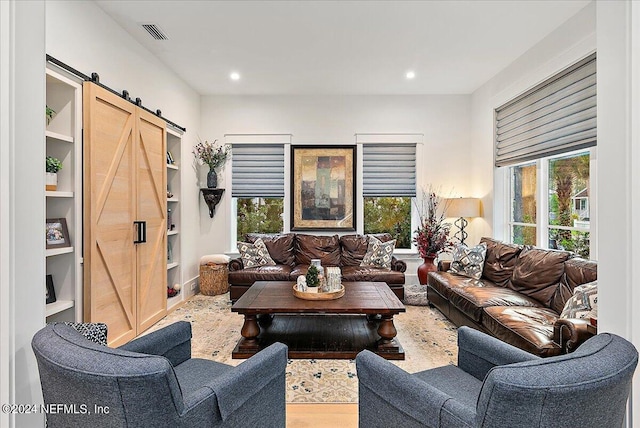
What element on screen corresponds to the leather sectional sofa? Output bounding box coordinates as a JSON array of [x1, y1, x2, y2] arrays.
[[229, 233, 406, 302], [427, 237, 597, 357]]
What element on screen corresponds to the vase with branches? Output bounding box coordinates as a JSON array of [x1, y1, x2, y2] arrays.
[[413, 186, 452, 284], [192, 139, 231, 188]]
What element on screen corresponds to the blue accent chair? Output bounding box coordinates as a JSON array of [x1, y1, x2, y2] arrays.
[[32, 321, 287, 427], [356, 326, 637, 428]]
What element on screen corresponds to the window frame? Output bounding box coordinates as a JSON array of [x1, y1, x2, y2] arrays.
[[504, 147, 597, 257]]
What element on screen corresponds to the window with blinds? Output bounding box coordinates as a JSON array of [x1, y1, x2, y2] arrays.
[[231, 144, 285, 198], [495, 53, 596, 167], [362, 143, 417, 197]]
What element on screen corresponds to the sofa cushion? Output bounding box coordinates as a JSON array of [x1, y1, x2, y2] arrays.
[[294, 234, 341, 266], [508, 247, 572, 307], [238, 238, 276, 268], [448, 285, 543, 323], [482, 306, 562, 357], [449, 242, 487, 279], [341, 265, 405, 285], [361, 236, 396, 270], [428, 271, 487, 300], [227, 265, 292, 286], [480, 237, 522, 287], [246, 233, 295, 267], [550, 258, 598, 314], [560, 281, 598, 320], [340, 233, 393, 266]]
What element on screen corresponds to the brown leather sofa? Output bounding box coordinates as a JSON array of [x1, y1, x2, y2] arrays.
[[229, 233, 406, 302], [427, 237, 597, 357]]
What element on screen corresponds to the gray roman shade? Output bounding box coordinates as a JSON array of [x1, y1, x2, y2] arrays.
[[231, 144, 285, 197], [363, 143, 416, 197], [495, 53, 596, 167]]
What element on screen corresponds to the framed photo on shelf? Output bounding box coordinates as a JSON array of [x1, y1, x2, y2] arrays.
[[291, 145, 356, 231], [45, 274, 57, 304], [45, 218, 71, 249]]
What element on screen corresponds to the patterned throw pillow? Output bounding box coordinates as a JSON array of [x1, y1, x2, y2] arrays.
[[238, 238, 276, 268], [449, 243, 488, 279], [63, 322, 108, 346], [361, 236, 396, 270], [560, 281, 598, 319]]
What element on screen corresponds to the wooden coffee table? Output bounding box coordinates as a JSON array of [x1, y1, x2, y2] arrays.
[[231, 281, 406, 360]]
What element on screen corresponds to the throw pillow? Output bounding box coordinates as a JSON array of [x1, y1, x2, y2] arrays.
[[238, 238, 276, 268], [63, 322, 108, 346], [449, 242, 488, 279], [361, 236, 396, 270], [560, 281, 598, 319]]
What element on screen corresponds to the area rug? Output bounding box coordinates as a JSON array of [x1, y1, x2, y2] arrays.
[[151, 293, 458, 403]]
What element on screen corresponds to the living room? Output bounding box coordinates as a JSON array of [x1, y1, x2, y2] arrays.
[[2, 1, 640, 427]]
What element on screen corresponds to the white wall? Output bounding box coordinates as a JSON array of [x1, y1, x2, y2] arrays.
[[198, 94, 473, 260], [46, 1, 203, 284], [597, 1, 640, 424], [1, 2, 47, 427]]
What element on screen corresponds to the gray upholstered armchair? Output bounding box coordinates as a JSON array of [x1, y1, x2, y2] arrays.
[[357, 326, 638, 428], [32, 321, 288, 428]]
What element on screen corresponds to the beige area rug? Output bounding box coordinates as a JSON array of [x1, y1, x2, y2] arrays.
[[151, 293, 458, 403]]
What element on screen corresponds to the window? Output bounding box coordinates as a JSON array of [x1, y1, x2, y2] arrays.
[[363, 197, 412, 248], [229, 137, 288, 246], [361, 140, 417, 249], [507, 150, 592, 258], [498, 55, 596, 258]]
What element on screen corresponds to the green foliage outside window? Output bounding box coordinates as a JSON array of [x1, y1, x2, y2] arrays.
[[236, 198, 284, 243], [364, 197, 412, 248]]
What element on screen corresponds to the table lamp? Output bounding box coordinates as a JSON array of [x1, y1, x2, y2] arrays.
[[447, 197, 480, 245]]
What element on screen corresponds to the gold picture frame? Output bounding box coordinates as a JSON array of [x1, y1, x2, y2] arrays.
[[291, 145, 356, 231]]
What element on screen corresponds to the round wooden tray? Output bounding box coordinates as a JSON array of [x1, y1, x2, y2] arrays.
[[293, 284, 345, 300]]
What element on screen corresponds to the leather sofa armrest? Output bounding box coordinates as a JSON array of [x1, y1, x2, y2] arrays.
[[228, 258, 243, 271], [554, 318, 594, 354], [438, 260, 451, 271], [391, 257, 406, 272]]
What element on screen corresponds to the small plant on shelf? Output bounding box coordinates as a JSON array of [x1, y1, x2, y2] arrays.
[[46, 156, 62, 173], [45, 105, 56, 125], [306, 264, 319, 287]]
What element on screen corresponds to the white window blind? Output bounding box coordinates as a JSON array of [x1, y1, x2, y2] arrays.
[[495, 53, 596, 167], [362, 143, 417, 197], [227, 135, 290, 198]]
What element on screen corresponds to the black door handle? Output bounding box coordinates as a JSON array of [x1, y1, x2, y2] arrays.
[[133, 221, 147, 244]]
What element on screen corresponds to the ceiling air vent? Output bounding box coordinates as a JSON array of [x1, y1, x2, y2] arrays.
[[141, 23, 168, 40]]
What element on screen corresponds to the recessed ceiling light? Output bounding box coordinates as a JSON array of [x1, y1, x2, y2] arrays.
[[230, 72, 241, 81], [406, 70, 416, 80]]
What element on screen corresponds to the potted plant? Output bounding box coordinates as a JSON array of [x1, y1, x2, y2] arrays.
[[413, 186, 452, 284], [45, 156, 62, 191], [46, 106, 56, 125], [192, 139, 231, 188]]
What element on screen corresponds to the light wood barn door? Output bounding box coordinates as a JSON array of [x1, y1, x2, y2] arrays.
[[135, 108, 167, 332], [83, 83, 137, 346]]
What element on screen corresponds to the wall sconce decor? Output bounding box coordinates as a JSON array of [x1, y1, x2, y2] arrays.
[[200, 188, 225, 218], [446, 197, 480, 245]]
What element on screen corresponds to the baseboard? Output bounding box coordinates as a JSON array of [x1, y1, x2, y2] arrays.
[[183, 276, 199, 298]]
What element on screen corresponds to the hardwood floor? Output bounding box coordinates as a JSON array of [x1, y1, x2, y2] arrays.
[[286, 403, 358, 427]]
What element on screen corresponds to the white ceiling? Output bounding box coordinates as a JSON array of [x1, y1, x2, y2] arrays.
[[96, 0, 590, 96]]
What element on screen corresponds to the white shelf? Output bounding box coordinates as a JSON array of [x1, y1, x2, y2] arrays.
[[167, 262, 179, 270], [167, 293, 182, 310], [167, 164, 179, 170], [46, 130, 74, 143], [46, 190, 74, 198], [46, 246, 74, 257], [167, 197, 179, 203], [46, 300, 74, 317], [168, 230, 179, 236]]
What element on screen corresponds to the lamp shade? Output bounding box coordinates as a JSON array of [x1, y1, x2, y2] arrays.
[[447, 197, 480, 218]]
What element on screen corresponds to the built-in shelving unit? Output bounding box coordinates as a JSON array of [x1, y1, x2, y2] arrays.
[[167, 127, 183, 310], [45, 66, 83, 322]]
